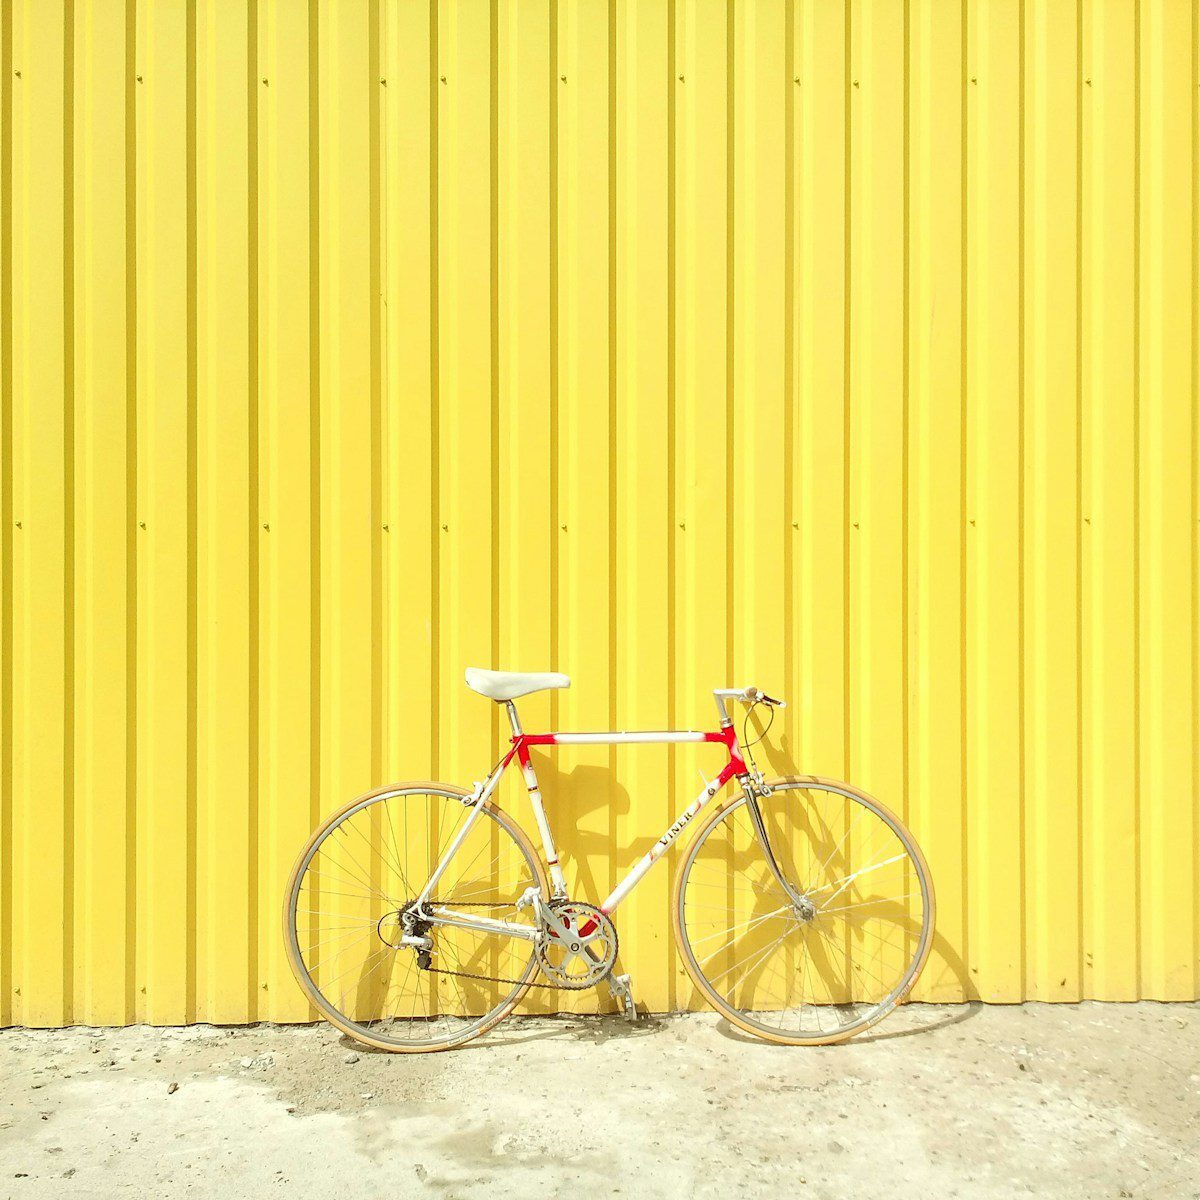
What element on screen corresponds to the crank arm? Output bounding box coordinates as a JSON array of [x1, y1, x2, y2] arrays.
[[606, 972, 637, 1021], [531, 895, 575, 940]]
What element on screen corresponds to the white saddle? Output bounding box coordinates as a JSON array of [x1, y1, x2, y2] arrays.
[[464, 667, 571, 702]]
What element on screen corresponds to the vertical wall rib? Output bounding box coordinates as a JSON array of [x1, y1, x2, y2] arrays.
[[1, 0, 1197, 1025]]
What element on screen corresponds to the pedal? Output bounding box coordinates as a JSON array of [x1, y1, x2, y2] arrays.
[[607, 972, 637, 1021]]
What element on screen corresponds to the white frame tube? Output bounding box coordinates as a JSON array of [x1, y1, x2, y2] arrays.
[[418, 771, 727, 942], [414, 759, 507, 906], [518, 754, 568, 895], [425, 905, 540, 943], [600, 776, 725, 913], [549, 731, 707, 744], [412, 721, 741, 942]]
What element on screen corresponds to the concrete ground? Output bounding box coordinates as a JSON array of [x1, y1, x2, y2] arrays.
[[0, 1002, 1197, 1200]]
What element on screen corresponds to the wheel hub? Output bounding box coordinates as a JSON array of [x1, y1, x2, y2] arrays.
[[379, 901, 432, 952]]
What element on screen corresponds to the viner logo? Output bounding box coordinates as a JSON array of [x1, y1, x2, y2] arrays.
[[658, 808, 697, 847]]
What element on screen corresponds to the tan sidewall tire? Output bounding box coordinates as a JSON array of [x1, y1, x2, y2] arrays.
[[283, 781, 550, 1053], [671, 774, 936, 1046]]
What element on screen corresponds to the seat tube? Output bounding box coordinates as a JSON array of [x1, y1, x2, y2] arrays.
[[508, 703, 568, 898]]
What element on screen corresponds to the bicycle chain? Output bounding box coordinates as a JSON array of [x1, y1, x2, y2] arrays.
[[425, 965, 575, 991], [417, 899, 609, 992]]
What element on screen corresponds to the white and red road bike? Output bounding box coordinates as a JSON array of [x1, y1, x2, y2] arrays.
[[285, 670, 935, 1051]]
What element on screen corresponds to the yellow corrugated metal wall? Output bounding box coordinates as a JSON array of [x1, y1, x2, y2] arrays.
[[1, 0, 1197, 1028]]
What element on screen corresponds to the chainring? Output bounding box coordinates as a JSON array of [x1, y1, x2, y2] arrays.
[[535, 900, 619, 990]]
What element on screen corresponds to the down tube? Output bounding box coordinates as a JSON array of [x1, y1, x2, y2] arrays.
[[600, 763, 741, 914]]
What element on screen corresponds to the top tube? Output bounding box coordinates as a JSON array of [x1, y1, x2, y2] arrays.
[[520, 731, 723, 746], [515, 726, 746, 776]]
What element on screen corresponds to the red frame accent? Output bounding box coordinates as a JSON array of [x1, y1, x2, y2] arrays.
[[705, 725, 748, 776], [513, 726, 746, 776]]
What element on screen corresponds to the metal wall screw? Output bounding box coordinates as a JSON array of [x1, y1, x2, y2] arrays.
[[382, 523, 390, 532], [793, 77, 800, 85], [262, 78, 269, 86], [560, 74, 567, 83], [380, 78, 387, 86], [440, 75, 447, 84], [14, 70, 21, 78], [136, 74, 143, 83], [262, 523, 270, 531], [14, 520, 21, 528], [441, 523, 449, 531], [139, 521, 146, 529]]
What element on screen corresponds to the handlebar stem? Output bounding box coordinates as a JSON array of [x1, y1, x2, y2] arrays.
[[712, 686, 785, 726]]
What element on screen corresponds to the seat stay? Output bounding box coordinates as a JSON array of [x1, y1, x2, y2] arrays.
[[412, 744, 517, 909]]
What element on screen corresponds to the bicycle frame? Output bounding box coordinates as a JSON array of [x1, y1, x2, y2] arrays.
[[414, 698, 751, 923]]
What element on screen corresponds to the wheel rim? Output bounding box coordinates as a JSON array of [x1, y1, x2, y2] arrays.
[[286, 787, 544, 1050], [676, 781, 934, 1043]]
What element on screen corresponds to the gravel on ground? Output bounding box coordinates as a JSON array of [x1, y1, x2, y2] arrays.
[[1, 1002, 1197, 1199]]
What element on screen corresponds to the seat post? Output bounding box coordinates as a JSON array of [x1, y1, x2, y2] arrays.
[[504, 700, 523, 738]]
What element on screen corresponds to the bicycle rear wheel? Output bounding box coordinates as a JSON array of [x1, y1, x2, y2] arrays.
[[673, 776, 934, 1045], [284, 782, 548, 1052]]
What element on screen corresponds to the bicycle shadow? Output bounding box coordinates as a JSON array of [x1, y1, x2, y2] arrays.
[[526, 736, 978, 1041], [730, 719, 981, 1041]]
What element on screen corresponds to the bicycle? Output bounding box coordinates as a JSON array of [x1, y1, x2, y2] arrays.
[[284, 669, 935, 1051]]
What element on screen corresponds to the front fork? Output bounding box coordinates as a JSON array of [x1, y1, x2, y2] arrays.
[[739, 777, 816, 919]]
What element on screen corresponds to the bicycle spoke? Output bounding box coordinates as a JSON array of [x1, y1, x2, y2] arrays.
[[679, 783, 932, 1044], [691, 906, 794, 961], [287, 789, 542, 1050]]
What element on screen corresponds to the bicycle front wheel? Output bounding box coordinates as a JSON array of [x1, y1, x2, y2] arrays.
[[673, 775, 934, 1045], [284, 782, 548, 1052]]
